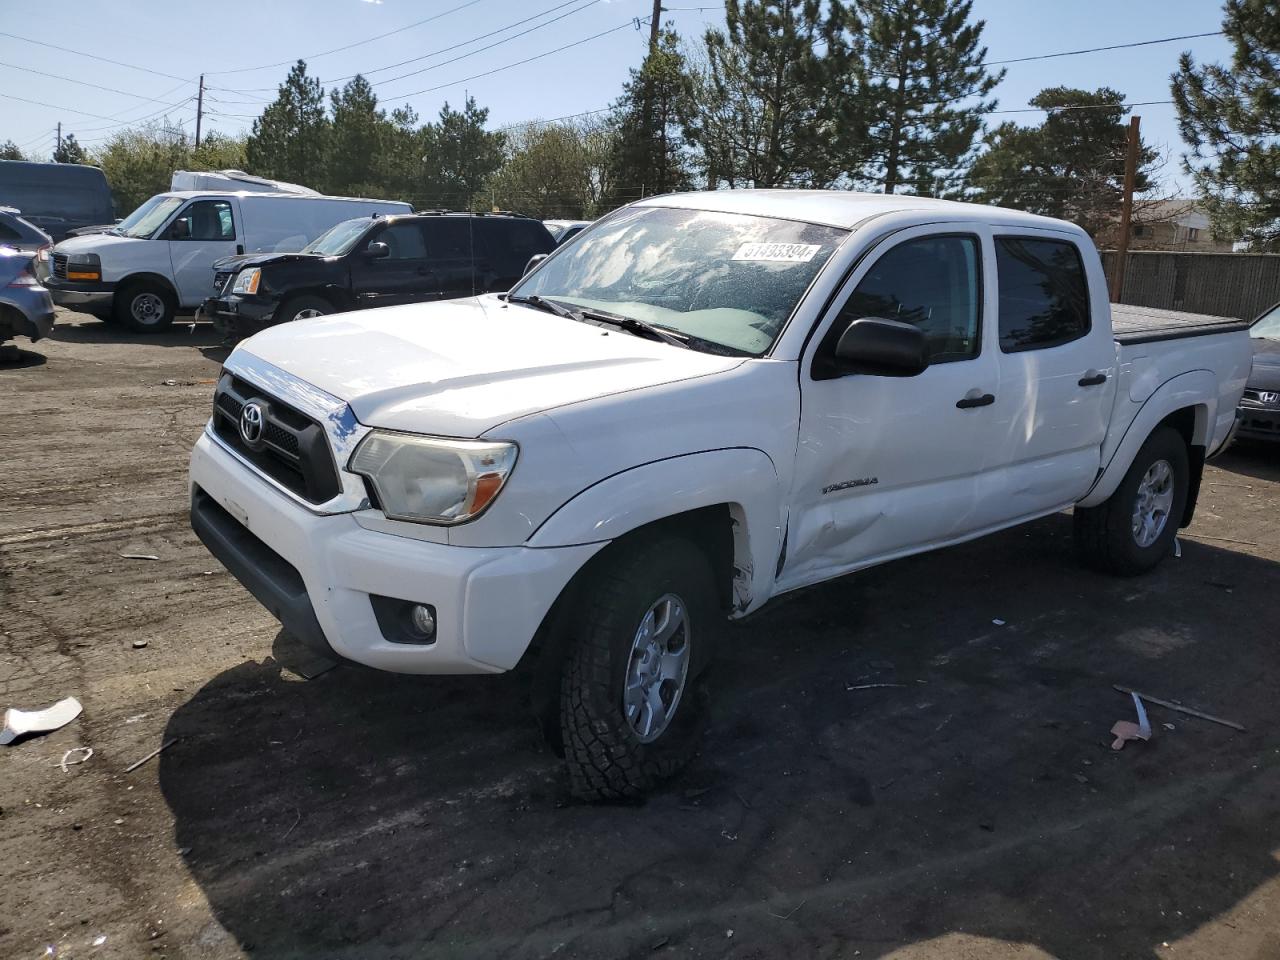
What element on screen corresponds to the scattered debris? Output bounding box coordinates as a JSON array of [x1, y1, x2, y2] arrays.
[[123, 737, 178, 773], [1182, 533, 1257, 547], [283, 807, 301, 840], [1113, 685, 1245, 732], [131, 639, 148, 649], [119, 553, 160, 561], [1174, 537, 1182, 558], [57, 747, 94, 773], [92, 935, 106, 947], [296, 656, 338, 680], [1162, 722, 1176, 731], [992, 618, 1007, 626], [1111, 691, 1152, 750], [845, 682, 906, 691], [1, 696, 83, 746], [769, 899, 807, 920]]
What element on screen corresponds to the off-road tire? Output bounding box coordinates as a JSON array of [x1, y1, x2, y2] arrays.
[[1074, 425, 1189, 576], [560, 535, 718, 802], [113, 281, 176, 333], [276, 295, 333, 325]]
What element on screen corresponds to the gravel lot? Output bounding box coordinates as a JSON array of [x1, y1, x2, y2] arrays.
[[2, 310, 1280, 960]]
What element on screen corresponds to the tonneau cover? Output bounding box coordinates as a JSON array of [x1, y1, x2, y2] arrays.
[[1112, 303, 1249, 344]]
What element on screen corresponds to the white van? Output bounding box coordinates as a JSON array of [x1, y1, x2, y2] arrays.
[[46, 191, 411, 331]]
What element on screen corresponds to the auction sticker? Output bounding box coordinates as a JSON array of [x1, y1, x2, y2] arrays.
[[732, 242, 821, 263]]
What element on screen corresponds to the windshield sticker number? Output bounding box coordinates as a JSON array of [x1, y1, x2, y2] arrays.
[[732, 242, 822, 264]]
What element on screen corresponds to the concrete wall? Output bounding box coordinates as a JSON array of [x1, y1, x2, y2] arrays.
[[1101, 250, 1280, 321]]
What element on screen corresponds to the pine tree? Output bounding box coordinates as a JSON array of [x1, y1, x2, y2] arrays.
[[53, 133, 88, 165], [245, 60, 329, 190], [855, 0, 1002, 194], [326, 75, 384, 196], [1172, 0, 1280, 247], [969, 87, 1157, 240], [607, 28, 694, 203], [691, 0, 859, 188], [421, 97, 507, 208], [0, 140, 23, 161]]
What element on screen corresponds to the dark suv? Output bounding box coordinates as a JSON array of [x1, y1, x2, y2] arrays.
[[206, 211, 555, 338]]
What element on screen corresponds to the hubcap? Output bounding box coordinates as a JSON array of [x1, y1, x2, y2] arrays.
[[131, 292, 164, 325], [622, 593, 691, 744], [1132, 458, 1175, 548], [293, 308, 325, 321]]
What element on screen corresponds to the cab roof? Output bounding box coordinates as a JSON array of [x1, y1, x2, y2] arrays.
[[638, 189, 1080, 234]]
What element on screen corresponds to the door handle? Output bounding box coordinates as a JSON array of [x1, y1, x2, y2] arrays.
[[956, 392, 995, 409], [1078, 371, 1107, 387]]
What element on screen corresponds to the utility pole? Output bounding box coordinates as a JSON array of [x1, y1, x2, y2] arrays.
[[1110, 115, 1141, 303], [55, 122, 61, 159], [649, 0, 662, 51], [195, 74, 205, 149]]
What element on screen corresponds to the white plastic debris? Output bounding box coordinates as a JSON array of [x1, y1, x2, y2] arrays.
[[1111, 691, 1152, 750], [1, 696, 82, 746]]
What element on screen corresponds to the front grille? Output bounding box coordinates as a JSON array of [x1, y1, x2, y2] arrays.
[[1242, 388, 1279, 408], [213, 270, 234, 295], [52, 253, 67, 280], [211, 374, 341, 504]]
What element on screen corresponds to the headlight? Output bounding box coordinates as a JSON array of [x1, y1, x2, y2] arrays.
[[231, 268, 261, 295], [349, 431, 518, 525], [65, 252, 100, 282]]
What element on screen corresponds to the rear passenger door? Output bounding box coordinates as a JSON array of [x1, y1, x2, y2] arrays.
[[422, 218, 481, 300], [974, 230, 1118, 527], [349, 221, 435, 309], [477, 219, 555, 292]]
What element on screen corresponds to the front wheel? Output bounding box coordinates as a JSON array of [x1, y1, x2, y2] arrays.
[[1074, 426, 1189, 576], [276, 295, 332, 325], [113, 281, 176, 333], [559, 535, 719, 801]]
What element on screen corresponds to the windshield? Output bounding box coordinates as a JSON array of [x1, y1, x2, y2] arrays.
[[510, 206, 847, 355], [1251, 304, 1280, 340], [115, 196, 185, 239], [302, 218, 371, 256]]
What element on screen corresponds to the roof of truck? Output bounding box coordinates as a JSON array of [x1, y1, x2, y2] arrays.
[[639, 189, 1080, 234], [155, 190, 409, 204]]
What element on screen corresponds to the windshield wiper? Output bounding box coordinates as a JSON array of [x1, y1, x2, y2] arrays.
[[506, 294, 581, 321]]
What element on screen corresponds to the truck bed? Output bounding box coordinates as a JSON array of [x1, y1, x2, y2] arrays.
[[1111, 303, 1250, 345]]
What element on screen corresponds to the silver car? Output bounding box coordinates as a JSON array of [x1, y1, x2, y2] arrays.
[[0, 248, 56, 346]]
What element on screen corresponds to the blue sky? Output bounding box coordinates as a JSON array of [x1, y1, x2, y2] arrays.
[[0, 0, 1233, 192]]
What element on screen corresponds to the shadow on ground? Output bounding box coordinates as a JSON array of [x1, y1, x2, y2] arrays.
[[51, 315, 224, 348], [160, 515, 1280, 959], [0, 344, 47, 368]]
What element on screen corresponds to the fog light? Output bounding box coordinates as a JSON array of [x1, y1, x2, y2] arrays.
[[410, 604, 436, 638]]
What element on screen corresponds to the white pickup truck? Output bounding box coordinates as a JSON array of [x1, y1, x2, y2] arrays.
[[189, 191, 1252, 800]]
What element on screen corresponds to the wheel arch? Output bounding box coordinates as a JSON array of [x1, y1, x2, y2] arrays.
[[1079, 370, 1216, 512], [116, 272, 179, 300]]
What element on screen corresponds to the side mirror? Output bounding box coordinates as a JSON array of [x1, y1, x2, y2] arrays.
[[523, 253, 548, 276], [834, 317, 929, 377], [364, 241, 390, 260]]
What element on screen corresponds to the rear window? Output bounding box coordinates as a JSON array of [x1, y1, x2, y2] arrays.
[[477, 219, 554, 279], [996, 237, 1091, 352]]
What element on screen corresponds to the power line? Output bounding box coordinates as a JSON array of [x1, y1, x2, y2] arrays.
[[985, 31, 1221, 67], [0, 31, 190, 83], [0, 93, 132, 123], [203, 0, 488, 76], [0, 60, 194, 109]]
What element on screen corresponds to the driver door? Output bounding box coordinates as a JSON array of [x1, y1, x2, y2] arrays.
[[779, 225, 1003, 591], [166, 199, 239, 306]]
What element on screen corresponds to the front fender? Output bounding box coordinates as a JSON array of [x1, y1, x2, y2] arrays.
[[1078, 369, 1216, 508], [528, 447, 783, 614]]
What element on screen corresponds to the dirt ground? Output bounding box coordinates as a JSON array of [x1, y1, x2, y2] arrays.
[[2, 310, 1280, 960]]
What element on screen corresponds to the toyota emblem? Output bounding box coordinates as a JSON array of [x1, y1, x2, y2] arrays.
[[239, 401, 265, 445]]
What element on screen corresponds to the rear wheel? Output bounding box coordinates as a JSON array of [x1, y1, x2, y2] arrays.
[[1074, 426, 1189, 575], [559, 535, 718, 801], [276, 295, 332, 325], [113, 281, 176, 333]]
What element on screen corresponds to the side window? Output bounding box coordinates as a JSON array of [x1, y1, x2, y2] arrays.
[[371, 223, 428, 260], [835, 234, 981, 363], [0, 221, 22, 242], [995, 237, 1090, 352], [171, 200, 235, 241], [479, 219, 554, 278], [424, 218, 474, 260]]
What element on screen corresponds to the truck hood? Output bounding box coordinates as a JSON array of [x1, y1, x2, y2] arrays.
[[1249, 337, 1280, 391], [235, 295, 746, 436], [54, 232, 142, 255], [213, 251, 323, 271]]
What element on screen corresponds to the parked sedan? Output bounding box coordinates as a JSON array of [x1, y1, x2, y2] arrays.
[[0, 248, 56, 346], [543, 219, 591, 245], [1237, 302, 1280, 442]]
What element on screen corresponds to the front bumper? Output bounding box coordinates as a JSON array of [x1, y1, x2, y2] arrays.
[[189, 429, 602, 674], [1236, 402, 1280, 441], [0, 287, 56, 342], [210, 294, 279, 339], [45, 276, 115, 314]]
